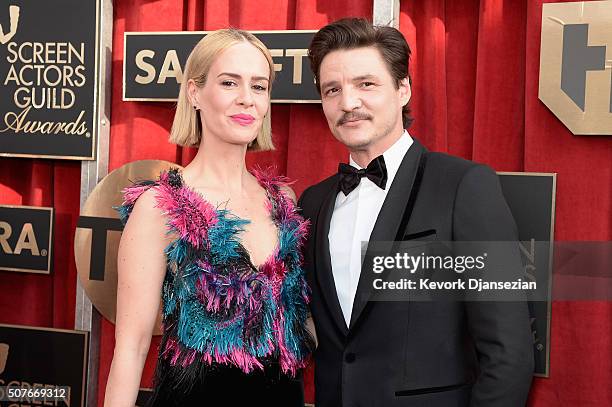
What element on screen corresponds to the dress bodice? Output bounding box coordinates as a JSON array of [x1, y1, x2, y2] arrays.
[[117, 167, 313, 393]]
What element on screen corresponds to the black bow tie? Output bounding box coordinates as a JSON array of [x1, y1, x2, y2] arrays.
[[338, 155, 388, 196]]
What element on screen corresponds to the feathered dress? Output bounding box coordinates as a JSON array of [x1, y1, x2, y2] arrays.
[[117, 168, 314, 406]]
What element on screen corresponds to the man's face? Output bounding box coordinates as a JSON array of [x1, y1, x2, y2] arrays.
[[318, 46, 410, 152]]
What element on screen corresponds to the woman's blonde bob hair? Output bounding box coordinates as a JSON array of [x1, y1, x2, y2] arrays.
[[169, 28, 275, 151]]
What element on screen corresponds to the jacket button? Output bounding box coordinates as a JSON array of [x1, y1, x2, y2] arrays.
[[345, 352, 356, 363]]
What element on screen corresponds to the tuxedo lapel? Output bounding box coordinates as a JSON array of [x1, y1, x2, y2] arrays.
[[349, 140, 427, 329], [315, 175, 350, 336]]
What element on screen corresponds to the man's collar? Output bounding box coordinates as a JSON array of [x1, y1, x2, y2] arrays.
[[349, 130, 414, 185]]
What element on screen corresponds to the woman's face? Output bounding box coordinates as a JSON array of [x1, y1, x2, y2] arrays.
[[189, 41, 271, 149]]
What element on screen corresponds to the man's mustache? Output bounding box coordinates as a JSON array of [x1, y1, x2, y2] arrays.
[[337, 112, 372, 126]]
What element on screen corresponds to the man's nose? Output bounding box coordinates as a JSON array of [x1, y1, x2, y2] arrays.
[[339, 87, 361, 111]]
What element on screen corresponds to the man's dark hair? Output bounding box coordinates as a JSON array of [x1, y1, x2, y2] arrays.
[[308, 18, 413, 128]]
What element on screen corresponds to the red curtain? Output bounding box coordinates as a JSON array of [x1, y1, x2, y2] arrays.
[[1, 0, 611, 405]]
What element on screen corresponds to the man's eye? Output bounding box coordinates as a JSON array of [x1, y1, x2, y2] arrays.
[[325, 87, 339, 96], [361, 81, 375, 88]]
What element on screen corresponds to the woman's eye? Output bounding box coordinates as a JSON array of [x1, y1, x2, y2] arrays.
[[252, 84, 267, 91], [221, 80, 236, 87]]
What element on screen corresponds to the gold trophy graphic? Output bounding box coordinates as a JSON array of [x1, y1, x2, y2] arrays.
[[0, 343, 8, 374], [0, 5, 20, 45]]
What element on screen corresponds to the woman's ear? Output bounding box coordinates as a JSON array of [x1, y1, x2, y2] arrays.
[[187, 79, 199, 109]]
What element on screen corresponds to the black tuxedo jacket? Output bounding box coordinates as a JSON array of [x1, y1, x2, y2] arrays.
[[298, 139, 534, 407]]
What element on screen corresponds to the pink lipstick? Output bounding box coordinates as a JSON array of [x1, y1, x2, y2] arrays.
[[230, 114, 255, 126]]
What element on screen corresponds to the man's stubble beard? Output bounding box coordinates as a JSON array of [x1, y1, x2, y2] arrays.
[[333, 118, 397, 154]]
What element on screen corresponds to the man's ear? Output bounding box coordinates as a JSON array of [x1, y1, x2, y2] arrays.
[[399, 77, 411, 107]]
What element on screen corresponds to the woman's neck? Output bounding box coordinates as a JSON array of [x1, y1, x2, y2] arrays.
[[182, 136, 252, 195]]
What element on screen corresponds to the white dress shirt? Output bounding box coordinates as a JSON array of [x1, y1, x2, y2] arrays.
[[329, 131, 414, 327]]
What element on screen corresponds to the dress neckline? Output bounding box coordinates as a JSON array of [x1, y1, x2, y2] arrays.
[[172, 168, 281, 270]]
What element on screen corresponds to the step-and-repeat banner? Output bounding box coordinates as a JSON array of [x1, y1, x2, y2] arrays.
[[0, 324, 87, 406], [498, 173, 556, 377], [0, 0, 100, 159], [539, 0, 612, 135], [0, 205, 53, 274], [123, 31, 318, 102]]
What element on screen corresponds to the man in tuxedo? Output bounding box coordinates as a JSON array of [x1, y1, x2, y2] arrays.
[[299, 18, 534, 406]]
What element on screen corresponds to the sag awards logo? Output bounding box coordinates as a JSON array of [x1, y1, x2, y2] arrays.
[[0, 343, 8, 375], [539, 0, 612, 135], [0, 5, 19, 44], [0, 3, 89, 138]]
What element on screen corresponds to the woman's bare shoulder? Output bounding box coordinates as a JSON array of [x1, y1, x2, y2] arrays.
[[122, 187, 169, 242], [130, 187, 162, 217]]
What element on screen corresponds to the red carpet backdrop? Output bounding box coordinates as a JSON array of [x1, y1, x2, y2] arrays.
[[0, 0, 610, 405]]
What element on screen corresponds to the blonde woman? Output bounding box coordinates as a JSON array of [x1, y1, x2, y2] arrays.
[[104, 29, 314, 406]]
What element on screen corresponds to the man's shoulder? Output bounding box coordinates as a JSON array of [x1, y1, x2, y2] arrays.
[[426, 151, 482, 174], [424, 150, 497, 183]]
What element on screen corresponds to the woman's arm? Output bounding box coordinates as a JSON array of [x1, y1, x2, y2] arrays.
[[104, 189, 169, 406]]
